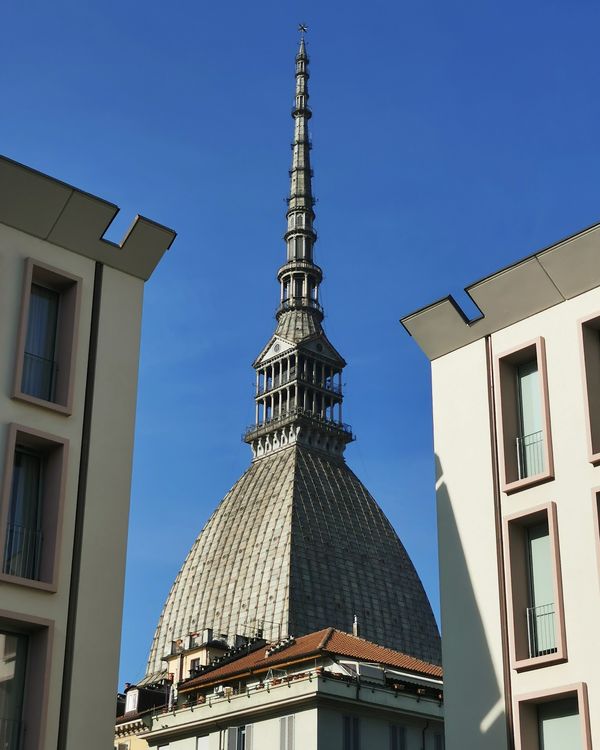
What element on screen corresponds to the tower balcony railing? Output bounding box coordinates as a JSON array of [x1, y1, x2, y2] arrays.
[[276, 297, 323, 317], [257, 370, 342, 396], [243, 407, 353, 443]]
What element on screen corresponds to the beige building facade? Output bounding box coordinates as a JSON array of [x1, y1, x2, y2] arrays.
[[402, 223, 600, 749], [116, 628, 444, 750], [0, 155, 175, 750]]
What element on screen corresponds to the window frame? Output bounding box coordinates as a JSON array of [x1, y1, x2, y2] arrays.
[[513, 683, 592, 750], [12, 258, 82, 415], [494, 337, 554, 493], [503, 502, 567, 671], [0, 423, 69, 591], [0, 609, 54, 750], [579, 312, 600, 464]]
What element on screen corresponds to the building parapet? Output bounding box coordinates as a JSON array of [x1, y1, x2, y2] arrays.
[[0, 155, 176, 281], [401, 221, 600, 360]]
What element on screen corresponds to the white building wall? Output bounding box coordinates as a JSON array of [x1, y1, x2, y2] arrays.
[[431, 284, 600, 749], [431, 337, 508, 750]]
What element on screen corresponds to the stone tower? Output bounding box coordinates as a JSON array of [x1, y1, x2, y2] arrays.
[[146, 34, 441, 674]]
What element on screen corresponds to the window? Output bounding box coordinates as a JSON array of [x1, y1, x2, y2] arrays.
[[190, 657, 200, 674], [124, 689, 138, 714], [495, 338, 553, 492], [515, 684, 592, 750], [13, 259, 82, 414], [580, 313, 600, 463], [504, 503, 566, 670], [227, 725, 252, 750], [0, 424, 68, 589], [280, 715, 294, 750], [3, 448, 43, 580], [343, 715, 360, 750], [0, 630, 27, 750], [389, 724, 406, 750], [0, 615, 52, 750]]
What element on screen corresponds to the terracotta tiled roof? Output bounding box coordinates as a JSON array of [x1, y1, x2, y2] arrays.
[[180, 628, 442, 692]]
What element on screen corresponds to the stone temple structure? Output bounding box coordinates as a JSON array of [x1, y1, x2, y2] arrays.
[[146, 35, 441, 675]]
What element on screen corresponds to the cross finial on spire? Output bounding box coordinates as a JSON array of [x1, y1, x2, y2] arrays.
[[298, 23, 308, 35]]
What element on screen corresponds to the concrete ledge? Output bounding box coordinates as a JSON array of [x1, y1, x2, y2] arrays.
[[401, 222, 600, 361], [0, 155, 176, 280]]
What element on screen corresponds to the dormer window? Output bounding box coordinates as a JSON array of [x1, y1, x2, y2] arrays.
[[125, 689, 139, 714]]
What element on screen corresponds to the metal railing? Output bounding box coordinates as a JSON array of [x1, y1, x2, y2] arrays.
[[21, 351, 57, 402], [3, 524, 43, 581], [276, 297, 323, 316], [0, 717, 24, 750], [526, 602, 556, 658], [243, 407, 353, 441], [516, 430, 544, 479], [257, 370, 342, 396]]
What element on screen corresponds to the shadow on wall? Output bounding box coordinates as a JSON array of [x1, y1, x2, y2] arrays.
[[435, 454, 510, 750]]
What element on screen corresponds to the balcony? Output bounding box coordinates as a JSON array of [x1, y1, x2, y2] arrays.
[[258, 370, 341, 396], [22, 351, 58, 402], [276, 297, 322, 318], [243, 407, 354, 443], [526, 603, 556, 658], [516, 430, 544, 479], [3, 523, 42, 580]]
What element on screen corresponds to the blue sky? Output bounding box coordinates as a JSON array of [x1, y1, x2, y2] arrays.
[[3, 1, 600, 686]]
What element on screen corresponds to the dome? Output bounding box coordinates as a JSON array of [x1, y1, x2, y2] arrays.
[[146, 445, 441, 674]]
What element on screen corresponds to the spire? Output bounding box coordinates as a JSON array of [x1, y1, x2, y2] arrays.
[[243, 33, 354, 461], [279, 25, 321, 322]]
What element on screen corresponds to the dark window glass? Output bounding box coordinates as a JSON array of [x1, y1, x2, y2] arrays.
[[22, 284, 59, 401], [3, 449, 43, 580]]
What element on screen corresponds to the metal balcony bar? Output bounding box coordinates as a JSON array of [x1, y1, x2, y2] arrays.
[[516, 430, 544, 479], [258, 371, 342, 396], [243, 407, 353, 440], [276, 297, 323, 316], [22, 351, 58, 402], [3, 523, 42, 581], [526, 602, 556, 658]]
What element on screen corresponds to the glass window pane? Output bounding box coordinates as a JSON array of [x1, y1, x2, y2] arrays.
[[538, 698, 582, 750], [527, 521, 556, 655], [22, 284, 59, 401], [0, 631, 28, 750], [3, 449, 43, 580]]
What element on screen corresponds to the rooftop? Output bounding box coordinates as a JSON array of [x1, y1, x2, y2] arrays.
[[0, 154, 176, 281], [401, 220, 600, 360], [181, 627, 443, 692]]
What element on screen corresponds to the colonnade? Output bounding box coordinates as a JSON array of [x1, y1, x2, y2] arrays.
[[254, 353, 343, 427]]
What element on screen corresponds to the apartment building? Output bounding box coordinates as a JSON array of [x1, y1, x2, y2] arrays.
[[116, 628, 444, 750], [402, 222, 600, 749], [0, 155, 175, 750]]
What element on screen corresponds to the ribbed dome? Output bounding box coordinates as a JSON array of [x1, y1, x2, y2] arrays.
[[146, 445, 441, 674]]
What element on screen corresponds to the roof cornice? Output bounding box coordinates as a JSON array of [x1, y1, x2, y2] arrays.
[[401, 220, 600, 360], [0, 155, 176, 281]]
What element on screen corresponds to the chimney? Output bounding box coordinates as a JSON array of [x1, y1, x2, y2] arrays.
[[352, 615, 359, 637]]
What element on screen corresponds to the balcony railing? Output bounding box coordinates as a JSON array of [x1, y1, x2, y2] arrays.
[[516, 430, 544, 479], [0, 717, 23, 750], [244, 407, 353, 442], [258, 370, 342, 396], [526, 602, 557, 658], [276, 297, 323, 317], [22, 351, 58, 402], [3, 524, 42, 580]]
